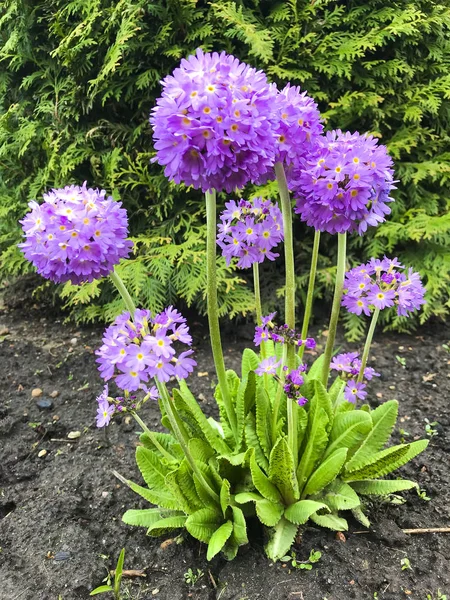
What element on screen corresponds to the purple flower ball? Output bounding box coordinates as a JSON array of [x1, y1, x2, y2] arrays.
[[150, 48, 279, 193], [96, 306, 196, 392], [291, 130, 395, 235], [19, 183, 133, 284]]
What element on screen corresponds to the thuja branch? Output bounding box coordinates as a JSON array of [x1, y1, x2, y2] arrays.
[[205, 189, 238, 439], [321, 233, 347, 386]]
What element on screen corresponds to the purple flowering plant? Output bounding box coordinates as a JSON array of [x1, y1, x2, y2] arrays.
[[19, 48, 430, 564]]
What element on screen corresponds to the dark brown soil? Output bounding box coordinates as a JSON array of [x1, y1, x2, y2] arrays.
[[1, 290, 449, 600]]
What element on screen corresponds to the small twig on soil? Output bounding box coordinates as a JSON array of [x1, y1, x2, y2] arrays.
[[382, 582, 391, 594], [110, 569, 146, 578], [50, 438, 77, 443], [208, 570, 217, 589], [402, 527, 450, 534]]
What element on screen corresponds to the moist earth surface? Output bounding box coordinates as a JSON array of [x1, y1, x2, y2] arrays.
[[0, 285, 449, 600]]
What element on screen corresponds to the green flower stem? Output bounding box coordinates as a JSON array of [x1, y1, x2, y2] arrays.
[[205, 189, 237, 439], [130, 410, 176, 463], [156, 380, 220, 503], [253, 261, 263, 328], [321, 233, 347, 386], [110, 269, 136, 316], [298, 230, 321, 361], [275, 162, 296, 371], [357, 307, 380, 384]]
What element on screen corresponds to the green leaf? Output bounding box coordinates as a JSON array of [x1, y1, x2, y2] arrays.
[[303, 448, 348, 497], [250, 450, 282, 503], [265, 517, 298, 562], [297, 408, 329, 494], [114, 548, 125, 597], [304, 354, 325, 383], [319, 480, 361, 511], [140, 431, 183, 459], [256, 386, 272, 458], [235, 492, 283, 526], [207, 521, 234, 560], [90, 585, 113, 595], [310, 513, 348, 531], [269, 436, 299, 504], [352, 506, 371, 528], [147, 515, 188, 536], [185, 508, 223, 544], [296, 405, 308, 454], [245, 413, 269, 471], [165, 460, 203, 513], [350, 479, 418, 496], [136, 446, 170, 489], [346, 400, 398, 471], [125, 479, 179, 510], [311, 379, 334, 430], [220, 479, 231, 517], [236, 371, 256, 446], [324, 410, 372, 460], [189, 438, 215, 463], [174, 384, 230, 455], [122, 508, 180, 528], [284, 500, 329, 525], [241, 347, 260, 379], [230, 505, 248, 547], [344, 440, 428, 481], [328, 376, 345, 405]]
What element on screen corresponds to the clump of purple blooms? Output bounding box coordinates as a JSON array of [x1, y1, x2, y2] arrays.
[[330, 351, 380, 381], [274, 84, 323, 167], [95, 385, 115, 427], [254, 313, 316, 349], [291, 130, 395, 235], [342, 257, 426, 317], [217, 198, 284, 268], [19, 183, 133, 284], [95, 384, 159, 428], [284, 366, 308, 406], [150, 48, 279, 193], [96, 307, 196, 392]]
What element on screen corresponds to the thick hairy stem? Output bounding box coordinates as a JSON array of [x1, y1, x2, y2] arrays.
[[205, 189, 237, 439], [110, 269, 136, 316], [357, 307, 380, 383], [321, 233, 347, 386], [298, 230, 321, 361]]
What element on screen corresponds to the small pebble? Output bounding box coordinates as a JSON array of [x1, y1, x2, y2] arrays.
[[67, 431, 81, 439], [38, 449, 47, 458], [70, 337, 78, 346], [197, 372, 209, 377], [36, 398, 54, 410], [49, 390, 59, 398], [101, 491, 109, 498], [152, 589, 159, 596], [31, 388, 43, 398], [54, 551, 71, 562]]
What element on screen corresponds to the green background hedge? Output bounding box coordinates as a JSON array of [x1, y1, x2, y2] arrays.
[[1, 0, 449, 337]]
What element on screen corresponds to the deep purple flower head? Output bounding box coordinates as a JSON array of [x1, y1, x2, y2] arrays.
[[342, 257, 426, 317], [255, 357, 281, 376], [344, 380, 367, 404], [253, 316, 316, 351], [291, 130, 395, 235], [273, 84, 323, 167], [96, 385, 115, 428], [150, 48, 279, 193], [96, 306, 195, 392], [19, 183, 133, 284], [284, 367, 308, 405], [217, 197, 283, 268]]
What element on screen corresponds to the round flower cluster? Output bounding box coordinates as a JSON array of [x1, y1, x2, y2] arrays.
[[19, 184, 133, 284], [291, 130, 395, 235], [330, 351, 380, 382], [217, 198, 284, 268], [150, 48, 279, 193], [95, 383, 159, 428], [96, 307, 196, 392], [274, 84, 323, 167], [254, 313, 316, 349], [284, 366, 308, 406], [342, 257, 426, 317]]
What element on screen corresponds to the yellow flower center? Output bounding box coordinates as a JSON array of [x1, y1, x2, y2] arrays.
[[350, 190, 358, 197], [231, 124, 239, 132], [203, 107, 211, 114]]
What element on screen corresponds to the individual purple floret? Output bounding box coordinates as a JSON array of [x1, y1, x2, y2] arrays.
[[96, 386, 115, 427], [344, 380, 367, 403], [273, 84, 323, 167], [150, 48, 279, 193], [342, 257, 426, 317], [291, 130, 395, 235], [217, 197, 284, 268], [96, 306, 196, 392], [255, 357, 281, 376], [19, 183, 133, 284]]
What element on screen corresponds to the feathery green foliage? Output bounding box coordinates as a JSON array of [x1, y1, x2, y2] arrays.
[[1, 0, 449, 332]]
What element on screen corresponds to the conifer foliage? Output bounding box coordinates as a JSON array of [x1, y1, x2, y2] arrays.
[[1, 0, 449, 332]]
